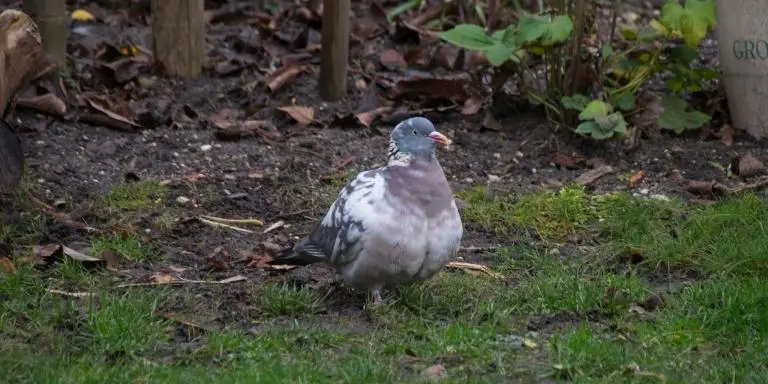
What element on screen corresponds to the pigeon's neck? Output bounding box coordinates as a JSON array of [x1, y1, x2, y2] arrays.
[[386, 137, 434, 166]]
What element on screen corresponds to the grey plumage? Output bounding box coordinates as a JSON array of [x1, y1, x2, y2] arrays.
[[272, 117, 463, 305]]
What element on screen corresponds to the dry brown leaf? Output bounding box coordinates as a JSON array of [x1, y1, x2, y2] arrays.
[[686, 180, 727, 196], [356, 106, 393, 128], [84, 95, 140, 128], [218, 275, 247, 284], [379, 49, 407, 71], [278, 106, 315, 126], [0, 257, 16, 273], [96, 250, 118, 270], [716, 124, 734, 146], [461, 97, 482, 115], [267, 65, 305, 92], [33, 244, 63, 261], [554, 153, 585, 169], [575, 165, 615, 186], [15, 94, 67, 116], [62, 246, 101, 262], [629, 170, 645, 187], [151, 274, 176, 284], [731, 154, 765, 178]]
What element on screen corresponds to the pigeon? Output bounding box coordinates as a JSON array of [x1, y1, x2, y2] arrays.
[[271, 116, 463, 305]]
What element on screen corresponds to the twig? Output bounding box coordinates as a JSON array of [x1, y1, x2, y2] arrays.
[[446, 261, 503, 279], [198, 217, 254, 234], [199, 215, 264, 226], [28, 194, 102, 234], [116, 275, 247, 288], [730, 177, 768, 194], [48, 289, 93, 298], [459, 245, 501, 253]]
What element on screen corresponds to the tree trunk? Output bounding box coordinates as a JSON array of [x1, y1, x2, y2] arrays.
[[319, 0, 350, 101], [151, 0, 205, 78], [0, 10, 46, 192], [28, 0, 68, 68]]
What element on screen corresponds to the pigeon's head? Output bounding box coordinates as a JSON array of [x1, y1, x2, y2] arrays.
[[389, 117, 451, 160]]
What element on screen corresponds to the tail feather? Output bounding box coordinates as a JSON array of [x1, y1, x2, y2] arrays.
[[268, 239, 326, 266]]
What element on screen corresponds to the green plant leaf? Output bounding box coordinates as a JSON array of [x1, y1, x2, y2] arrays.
[[666, 77, 686, 92], [661, 0, 716, 47], [658, 95, 711, 134], [486, 43, 517, 66], [578, 100, 612, 121], [440, 24, 495, 50], [561, 94, 591, 111], [668, 46, 699, 65], [387, 0, 421, 22], [600, 44, 613, 58], [613, 92, 636, 111], [574, 112, 627, 140], [517, 14, 573, 46]]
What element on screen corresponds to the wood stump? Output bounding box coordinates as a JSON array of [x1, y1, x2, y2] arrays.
[[0, 10, 46, 192]]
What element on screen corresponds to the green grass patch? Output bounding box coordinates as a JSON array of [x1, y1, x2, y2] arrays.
[[2, 189, 768, 382], [90, 233, 161, 262], [101, 180, 167, 211], [260, 283, 328, 316]]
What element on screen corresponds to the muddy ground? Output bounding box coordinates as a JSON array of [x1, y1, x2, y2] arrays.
[[2, 0, 766, 329]]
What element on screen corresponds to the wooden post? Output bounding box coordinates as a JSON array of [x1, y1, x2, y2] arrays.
[[28, 0, 68, 68], [151, 0, 205, 78], [0, 10, 46, 191], [319, 0, 350, 101]]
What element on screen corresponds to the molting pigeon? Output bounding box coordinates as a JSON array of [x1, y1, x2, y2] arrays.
[[271, 117, 463, 305]]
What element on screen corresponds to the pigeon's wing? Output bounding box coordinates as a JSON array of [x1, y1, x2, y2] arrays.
[[275, 168, 387, 266]]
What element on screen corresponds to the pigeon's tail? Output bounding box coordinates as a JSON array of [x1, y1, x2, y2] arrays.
[[268, 238, 326, 266]]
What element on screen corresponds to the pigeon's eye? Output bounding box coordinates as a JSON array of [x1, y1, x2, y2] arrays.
[[411, 129, 418, 135]]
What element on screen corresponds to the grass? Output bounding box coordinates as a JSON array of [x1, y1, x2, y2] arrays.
[[1, 184, 767, 382], [100, 180, 167, 211]]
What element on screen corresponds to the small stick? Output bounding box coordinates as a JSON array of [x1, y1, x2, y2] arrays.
[[446, 261, 503, 279], [198, 217, 254, 234], [199, 215, 264, 225], [48, 289, 93, 298], [116, 275, 247, 288]]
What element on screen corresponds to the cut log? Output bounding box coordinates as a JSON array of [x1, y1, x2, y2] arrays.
[[151, 0, 205, 78], [0, 10, 46, 192]]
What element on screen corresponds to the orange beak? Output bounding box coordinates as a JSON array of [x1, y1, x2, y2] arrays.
[[428, 131, 452, 145]]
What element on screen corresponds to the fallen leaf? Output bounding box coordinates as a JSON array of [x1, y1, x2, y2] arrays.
[[151, 274, 176, 284], [574, 165, 615, 186], [96, 250, 118, 270], [266, 65, 305, 92], [356, 106, 393, 128], [460, 97, 482, 115], [218, 275, 247, 284], [0, 257, 16, 273], [34, 244, 63, 261], [523, 339, 538, 348], [421, 364, 447, 380], [263, 220, 285, 234], [101, 56, 150, 83], [71, 9, 95, 21], [277, 106, 314, 126], [554, 153, 585, 169], [62, 246, 101, 262], [629, 170, 645, 187], [379, 49, 407, 71], [15, 94, 67, 116], [391, 76, 469, 102], [715, 124, 734, 146], [686, 180, 727, 196], [482, 110, 503, 131], [84, 95, 141, 128], [731, 154, 765, 178]]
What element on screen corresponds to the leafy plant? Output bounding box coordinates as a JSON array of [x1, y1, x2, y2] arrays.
[[439, 0, 718, 140]]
